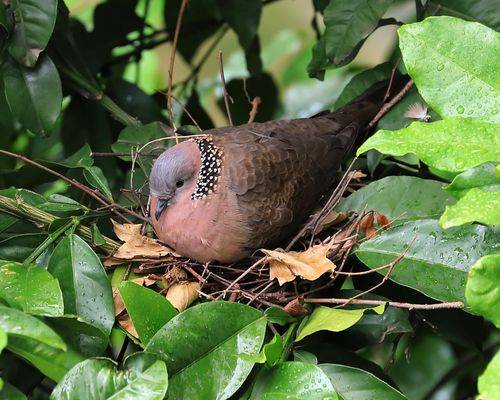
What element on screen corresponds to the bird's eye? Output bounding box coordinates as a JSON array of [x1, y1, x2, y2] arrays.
[[176, 180, 184, 188]]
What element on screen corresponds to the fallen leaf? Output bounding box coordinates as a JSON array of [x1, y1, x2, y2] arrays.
[[113, 287, 125, 316], [317, 210, 351, 232], [109, 220, 174, 260], [131, 276, 156, 286], [162, 266, 188, 289], [283, 299, 308, 316], [118, 313, 138, 337], [166, 282, 200, 311], [263, 241, 336, 286], [349, 170, 367, 181]]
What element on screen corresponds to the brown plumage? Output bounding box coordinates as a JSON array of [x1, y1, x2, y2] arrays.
[[149, 81, 390, 263]]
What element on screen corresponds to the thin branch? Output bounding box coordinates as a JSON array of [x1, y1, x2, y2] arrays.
[[166, 0, 189, 139], [218, 257, 267, 299], [218, 50, 233, 126], [0, 150, 148, 223], [248, 97, 261, 123], [303, 298, 463, 310]]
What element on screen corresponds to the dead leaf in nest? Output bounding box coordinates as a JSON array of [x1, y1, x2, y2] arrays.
[[162, 266, 188, 289], [118, 314, 138, 337], [284, 298, 308, 316], [109, 220, 174, 260], [113, 287, 125, 316], [317, 210, 352, 232], [263, 241, 336, 286], [131, 276, 156, 286], [349, 170, 367, 181], [166, 282, 200, 311]]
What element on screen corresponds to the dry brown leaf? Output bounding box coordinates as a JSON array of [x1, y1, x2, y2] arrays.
[[162, 266, 188, 289], [131, 276, 156, 286], [317, 210, 351, 232], [283, 298, 308, 316], [110, 220, 173, 260], [118, 313, 138, 337], [166, 282, 200, 311], [113, 287, 125, 316], [349, 170, 367, 181], [359, 213, 374, 230], [263, 241, 336, 286]]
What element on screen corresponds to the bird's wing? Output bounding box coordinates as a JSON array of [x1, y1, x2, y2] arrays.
[[211, 117, 359, 249]]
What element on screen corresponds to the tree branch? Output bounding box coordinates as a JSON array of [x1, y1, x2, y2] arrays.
[[303, 297, 464, 310]]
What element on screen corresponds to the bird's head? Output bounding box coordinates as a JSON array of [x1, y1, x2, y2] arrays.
[[149, 141, 200, 221]]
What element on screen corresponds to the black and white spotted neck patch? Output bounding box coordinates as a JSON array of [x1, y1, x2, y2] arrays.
[[191, 136, 223, 200]]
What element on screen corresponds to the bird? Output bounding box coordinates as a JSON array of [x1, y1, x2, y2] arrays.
[[149, 80, 396, 263]]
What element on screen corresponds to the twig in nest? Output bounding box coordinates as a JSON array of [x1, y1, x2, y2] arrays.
[[218, 257, 267, 299], [0, 149, 148, 223], [166, 0, 188, 139], [248, 97, 261, 123], [218, 50, 233, 126], [303, 298, 464, 310]]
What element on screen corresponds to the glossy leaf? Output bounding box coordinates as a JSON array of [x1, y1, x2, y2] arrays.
[[51, 357, 168, 400], [321, 364, 407, 400], [335, 63, 391, 109], [0, 261, 63, 316], [337, 176, 455, 221], [249, 362, 337, 400], [146, 301, 266, 400], [440, 187, 500, 228], [83, 166, 113, 201], [356, 219, 499, 302], [296, 305, 384, 342], [48, 234, 114, 335], [357, 118, 500, 173], [216, 0, 261, 50], [445, 162, 500, 196], [3, 55, 62, 136], [47, 316, 109, 357], [8, 0, 58, 66], [0, 382, 27, 400], [118, 281, 177, 345], [478, 351, 500, 400], [55, 144, 93, 169], [465, 254, 500, 328], [0, 325, 6, 354], [433, 0, 500, 30], [308, 0, 395, 77], [398, 16, 500, 123]]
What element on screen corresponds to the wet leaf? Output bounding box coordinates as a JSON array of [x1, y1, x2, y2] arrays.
[[146, 302, 266, 400], [445, 162, 500, 197], [478, 350, 500, 400], [249, 362, 337, 399], [398, 16, 500, 123], [465, 254, 500, 328], [51, 356, 168, 400], [357, 118, 500, 173], [321, 364, 407, 400], [118, 281, 177, 344], [83, 166, 113, 201], [0, 260, 63, 316], [165, 282, 200, 312], [263, 241, 336, 286], [338, 176, 455, 222], [356, 219, 499, 303], [48, 234, 115, 335], [8, 0, 57, 66], [295, 305, 385, 342]]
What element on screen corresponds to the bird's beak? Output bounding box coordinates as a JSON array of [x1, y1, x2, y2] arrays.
[[155, 194, 172, 221]]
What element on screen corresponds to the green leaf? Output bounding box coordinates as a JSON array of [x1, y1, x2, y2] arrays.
[[51, 357, 168, 400], [83, 166, 113, 201], [0, 305, 82, 381], [249, 362, 337, 400], [465, 254, 500, 328], [55, 144, 94, 169], [8, 0, 58, 66], [0, 382, 27, 400], [357, 118, 500, 173], [335, 63, 391, 109], [296, 305, 384, 342], [146, 301, 266, 400], [0, 260, 63, 316], [440, 186, 500, 228], [308, 0, 396, 77], [431, 0, 500, 30], [320, 364, 407, 400], [445, 162, 500, 196], [356, 219, 499, 303], [293, 350, 317, 365], [118, 281, 177, 345], [216, 0, 261, 50], [3, 55, 62, 136], [398, 16, 500, 123], [0, 325, 6, 354], [47, 315, 109, 357], [337, 176, 455, 221], [478, 351, 500, 400], [48, 234, 114, 335]]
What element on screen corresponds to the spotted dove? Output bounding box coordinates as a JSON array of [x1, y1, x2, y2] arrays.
[[149, 81, 392, 263]]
